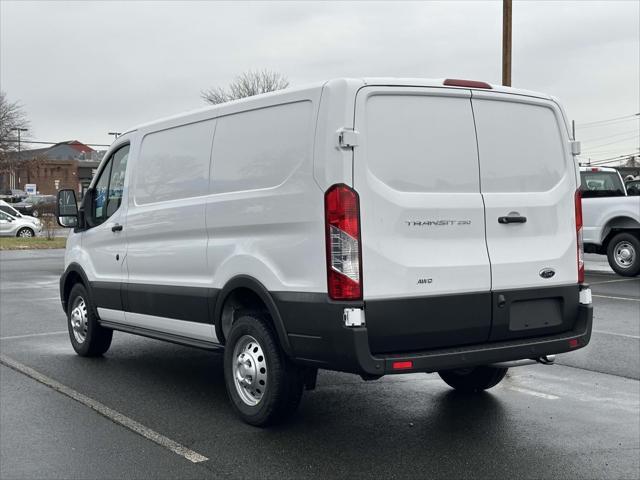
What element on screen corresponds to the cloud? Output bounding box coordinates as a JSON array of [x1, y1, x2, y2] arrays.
[[1, 0, 638, 159]]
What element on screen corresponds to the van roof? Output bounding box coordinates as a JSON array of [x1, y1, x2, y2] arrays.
[[122, 77, 554, 138]]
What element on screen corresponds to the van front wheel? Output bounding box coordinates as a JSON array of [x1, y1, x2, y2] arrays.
[[224, 314, 304, 427], [67, 283, 113, 356], [438, 366, 508, 393]]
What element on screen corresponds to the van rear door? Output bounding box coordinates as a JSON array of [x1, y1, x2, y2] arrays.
[[353, 87, 492, 354], [471, 92, 579, 341]]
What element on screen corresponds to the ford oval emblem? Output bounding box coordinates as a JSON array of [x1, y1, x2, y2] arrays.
[[539, 268, 556, 279]]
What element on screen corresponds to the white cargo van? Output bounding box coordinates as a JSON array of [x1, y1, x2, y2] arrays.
[[57, 78, 593, 426]]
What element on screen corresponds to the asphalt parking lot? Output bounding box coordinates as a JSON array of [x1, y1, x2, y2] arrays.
[[1, 250, 638, 479]]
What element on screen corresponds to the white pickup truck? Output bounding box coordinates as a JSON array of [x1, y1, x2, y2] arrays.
[[580, 166, 640, 276]]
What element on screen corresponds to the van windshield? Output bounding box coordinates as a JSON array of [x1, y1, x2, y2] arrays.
[[580, 171, 625, 198]]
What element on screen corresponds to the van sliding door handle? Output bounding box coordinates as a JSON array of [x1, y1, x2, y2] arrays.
[[111, 224, 123, 232], [498, 216, 527, 224]]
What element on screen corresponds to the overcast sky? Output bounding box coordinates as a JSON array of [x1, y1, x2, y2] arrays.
[[1, 0, 638, 162]]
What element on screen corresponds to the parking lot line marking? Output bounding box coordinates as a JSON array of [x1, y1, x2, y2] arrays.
[[506, 386, 560, 400], [0, 331, 68, 341], [593, 329, 640, 340], [0, 354, 209, 464], [593, 294, 640, 302], [590, 277, 639, 285]]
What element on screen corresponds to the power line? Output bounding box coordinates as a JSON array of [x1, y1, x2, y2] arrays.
[[581, 134, 639, 151], [582, 144, 640, 154], [589, 157, 638, 166], [2, 139, 111, 148], [586, 153, 639, 165], [576, 113, 640, 127], [581, 129, 640, 143]]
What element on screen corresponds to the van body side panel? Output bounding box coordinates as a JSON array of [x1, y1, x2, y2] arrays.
[[353, 87, 492, 351], [206, 98, 327, 294], [122, 119, 217, 338]]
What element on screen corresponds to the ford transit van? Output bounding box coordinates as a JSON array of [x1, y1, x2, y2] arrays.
[[57, 78, 593, 426]]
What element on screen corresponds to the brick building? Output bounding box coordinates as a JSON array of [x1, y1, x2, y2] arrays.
[[1, 140, 103, 198]]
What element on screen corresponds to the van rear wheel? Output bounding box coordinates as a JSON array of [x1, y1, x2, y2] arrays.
[[438, 366, 508, 393], [607, 232, 640, 277], [224, 313, 304, 427]]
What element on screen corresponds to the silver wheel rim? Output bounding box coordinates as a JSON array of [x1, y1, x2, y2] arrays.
[[70, 296, 88, 344], [232, 335, 268, 406], [614, 241, 636, 269], [18, 228, 33, 237]]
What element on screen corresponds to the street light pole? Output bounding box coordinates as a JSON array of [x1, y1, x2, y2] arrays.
[[108, 131, 122, 141], [502, 0, 512, 87], [10, 127, 28, 191]]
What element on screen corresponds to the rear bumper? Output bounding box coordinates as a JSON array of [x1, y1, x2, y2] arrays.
[[342, 303, 591, 375], [273, 287, 593, 376]]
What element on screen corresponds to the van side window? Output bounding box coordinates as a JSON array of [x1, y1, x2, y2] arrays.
[[92, 145, 129, 225], [107, 146, 129, 216]]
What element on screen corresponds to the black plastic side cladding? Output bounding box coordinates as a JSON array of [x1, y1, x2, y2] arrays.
[[214, 276, 295, 355]]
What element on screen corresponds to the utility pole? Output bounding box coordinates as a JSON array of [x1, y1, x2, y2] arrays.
[[502, 0, 512, 87], [10, 128, 28, 191]]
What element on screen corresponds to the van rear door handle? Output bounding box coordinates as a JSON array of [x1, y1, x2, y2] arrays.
[[498, 216, 527, 224], [111, 224, 123, 232]]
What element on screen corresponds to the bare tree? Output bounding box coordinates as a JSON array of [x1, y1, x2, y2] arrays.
[[0, 91, 30, 184], [0, 91, 30, 155], [201, 70, 289, 105]]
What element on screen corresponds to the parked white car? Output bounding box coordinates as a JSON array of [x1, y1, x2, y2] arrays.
[[56, 77, 593, 426], [0, 210, 41, 237], [0, 199, 42, 229], [580, 166, 640, 276]]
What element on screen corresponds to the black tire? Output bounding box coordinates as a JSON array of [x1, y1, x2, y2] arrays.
[[438, 366, 508, 393], [607, 232, 640, 277], [224, 313, 304, 427], [16, 227, 34, 238], [66, 283, 113, 357]]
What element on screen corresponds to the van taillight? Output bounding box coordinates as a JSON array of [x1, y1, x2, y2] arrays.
[[325, 184, 362, 300], [575, 189, 584, 283]]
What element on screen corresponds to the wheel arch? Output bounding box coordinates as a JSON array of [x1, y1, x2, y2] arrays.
[[601, 216, 640, 247], [213, 275, 292, 356], [60, 263, 93, 314]]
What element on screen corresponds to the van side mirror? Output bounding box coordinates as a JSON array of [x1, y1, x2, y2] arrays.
[[56, 189, 78, 228]]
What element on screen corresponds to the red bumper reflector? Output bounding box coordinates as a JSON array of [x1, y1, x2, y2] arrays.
[[568, 338, 579, 348], [392, 361, 413, 370]]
